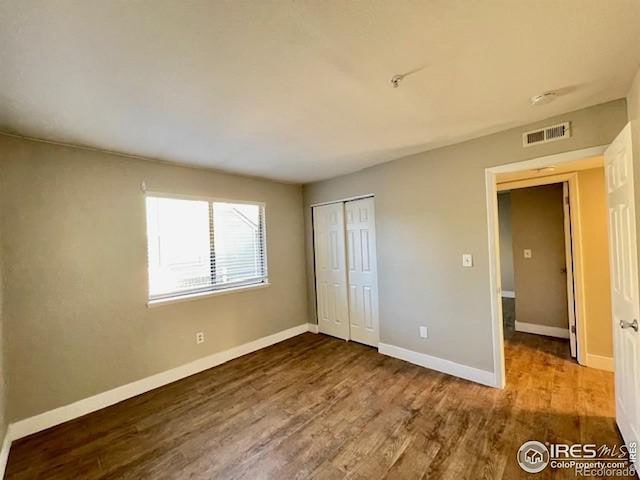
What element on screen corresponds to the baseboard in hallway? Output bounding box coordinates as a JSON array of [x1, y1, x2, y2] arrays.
[[585, 353, 614, 372], [514, 321, 570, 339]]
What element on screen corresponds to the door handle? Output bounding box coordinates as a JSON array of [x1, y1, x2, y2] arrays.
[[619, 319, 639, 332]]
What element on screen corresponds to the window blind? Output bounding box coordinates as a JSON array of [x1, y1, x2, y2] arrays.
[[146, 196, 267, 301]]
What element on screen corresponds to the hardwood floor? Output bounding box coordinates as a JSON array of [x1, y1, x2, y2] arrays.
[[5, 328, 628, 479]]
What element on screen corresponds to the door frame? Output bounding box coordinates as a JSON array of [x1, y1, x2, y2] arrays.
[[309, 194, 375, 208], [485, 145, 608, 388], [497, 173, 581, 359]]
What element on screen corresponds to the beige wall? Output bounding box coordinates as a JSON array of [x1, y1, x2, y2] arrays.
[[304, 99, 627, 373], [578, 168, 613, 358], [0, 135, 309, 422], [497, 193, 514, 292], [511, 184, 568, 330]]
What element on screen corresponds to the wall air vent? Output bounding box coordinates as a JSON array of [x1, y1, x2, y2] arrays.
[[522, 122, 570, 147]]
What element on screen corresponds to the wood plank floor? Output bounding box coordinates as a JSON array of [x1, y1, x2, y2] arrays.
[[5, 327, 628, 479]]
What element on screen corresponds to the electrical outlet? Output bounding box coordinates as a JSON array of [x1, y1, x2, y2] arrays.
[[524, 249, 532, 259], [462, 254, 473, 267], [419, 326, 429, 339], [196, 332, 205, 344]]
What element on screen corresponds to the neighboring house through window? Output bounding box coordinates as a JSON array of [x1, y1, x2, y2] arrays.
[[145, 195, 267, 302]]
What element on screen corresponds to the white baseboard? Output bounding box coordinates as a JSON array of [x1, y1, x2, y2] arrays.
[[378, 343, 497, 388], [0, 428, 10, 479], [307, 323, 319, 334], [9, 323, 310, 441], [515, 321, 570, 339], [586, 353, 614, 372], [501, 290, 516, 298]]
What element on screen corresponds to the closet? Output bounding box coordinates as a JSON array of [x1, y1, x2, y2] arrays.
[[312, 197, 379, 347]]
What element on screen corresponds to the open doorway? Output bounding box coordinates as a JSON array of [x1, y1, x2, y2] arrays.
[[486, 126, 640, 460], [496, 156, 616, 378], [485, 146, 620, 386], [493, 154, 614, 378], [497, 182, 578, 358]]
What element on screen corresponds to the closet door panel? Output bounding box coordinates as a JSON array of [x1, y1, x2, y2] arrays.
[[345, 198, 379, 346], [313, 203, 350, 340]]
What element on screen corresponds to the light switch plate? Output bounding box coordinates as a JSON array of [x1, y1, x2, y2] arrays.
[[419, 326, 429, 338], [524, 249, 532, 259], [462, 253, 473, 267]]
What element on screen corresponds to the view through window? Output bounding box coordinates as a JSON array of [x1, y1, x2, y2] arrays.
[[145, 196, 267, 301]]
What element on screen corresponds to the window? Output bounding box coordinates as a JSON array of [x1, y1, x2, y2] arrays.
[[145, 195, 267, 302]]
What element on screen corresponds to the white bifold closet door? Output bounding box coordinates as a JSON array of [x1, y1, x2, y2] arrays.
[[313, 197, 379, 347], [313, 202, 350, 340], [345, 198, 379, 347]]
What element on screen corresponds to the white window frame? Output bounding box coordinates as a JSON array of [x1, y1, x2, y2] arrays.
[[144, 191, 269, 306]]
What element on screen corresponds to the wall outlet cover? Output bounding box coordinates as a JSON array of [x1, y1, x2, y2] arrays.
[[462, 254, 473, 267]]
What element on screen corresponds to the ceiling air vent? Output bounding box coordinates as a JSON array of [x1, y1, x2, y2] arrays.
[[522, 122, 570, 147]]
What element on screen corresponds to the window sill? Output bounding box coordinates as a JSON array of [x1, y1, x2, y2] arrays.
[[147, 282, 270, 308]]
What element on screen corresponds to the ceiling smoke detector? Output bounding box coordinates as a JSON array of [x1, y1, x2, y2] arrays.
[[391, 74, 404, 88], [530, 92, 558, 106], [390, 65, 428, 88]]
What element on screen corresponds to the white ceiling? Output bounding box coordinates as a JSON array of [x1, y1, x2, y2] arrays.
[[1, 1, 639, 183]]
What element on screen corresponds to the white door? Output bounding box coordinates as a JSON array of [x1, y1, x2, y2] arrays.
[[605, 123, 640, 453], [345, 197, 380, 347], [562, 182, 578, 358], [313, 203, 350, 340]]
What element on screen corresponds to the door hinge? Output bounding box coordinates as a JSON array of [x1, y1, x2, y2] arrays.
[[564, 196, 570, 205], [570, 325, 576, 334]]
